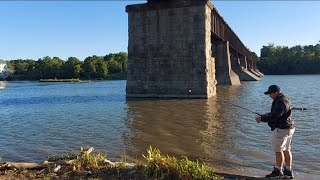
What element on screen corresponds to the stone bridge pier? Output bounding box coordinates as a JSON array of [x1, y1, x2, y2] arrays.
[[126, 0, 262, 99], [213, 40, 240, 85]]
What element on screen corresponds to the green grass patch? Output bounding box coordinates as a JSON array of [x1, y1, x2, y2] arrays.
[[73, 147, 107, 171], [39, 78, 91, 82], [44, 146, 222, 179], [48, 153, 78, 162], [143, 146, 222, 180]]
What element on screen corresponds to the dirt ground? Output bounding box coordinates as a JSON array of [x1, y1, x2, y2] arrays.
[[0, 165, 146, 180]]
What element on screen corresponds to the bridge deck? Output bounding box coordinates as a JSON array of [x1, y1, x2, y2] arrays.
[[211, 6, 256, 62]]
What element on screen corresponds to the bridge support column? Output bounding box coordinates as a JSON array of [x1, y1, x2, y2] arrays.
[[238, 57, 261, 81], [126, 0, 216, 98], [230, 53, 243, 82], [248, 60, 254, 71], [214, 40, 240, 85], [253, 62, 257, 70], [239, 56, 247, 70]]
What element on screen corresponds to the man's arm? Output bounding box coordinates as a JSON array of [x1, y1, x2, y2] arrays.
[[261, 102, 286, 123]]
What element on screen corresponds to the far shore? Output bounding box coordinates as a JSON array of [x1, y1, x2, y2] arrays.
[[39, 78, 91, 83]]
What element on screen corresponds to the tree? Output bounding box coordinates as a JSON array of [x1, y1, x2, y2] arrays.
[[258, 42, 320, 74], [14, 60, 29, 76], [3, 52, 127, 80], [104, 52, 128, 72], [62, 57, 82, 78], [260, 44, 276, 58], [81, 55, 108, 79], [108, 59, 122, 74], [37, 56, 64, 79]]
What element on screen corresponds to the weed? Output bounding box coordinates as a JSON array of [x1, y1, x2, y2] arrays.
[[143, 146, 222, 180], [73, 147, 106, 171]]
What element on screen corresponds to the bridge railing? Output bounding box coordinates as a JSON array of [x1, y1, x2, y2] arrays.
[[211, 7, 257, 62]]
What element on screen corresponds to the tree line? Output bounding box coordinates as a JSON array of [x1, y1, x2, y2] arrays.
[[3, 42, 320, 80], [258, 42, 320, 74], [5, 52, 127, 80]]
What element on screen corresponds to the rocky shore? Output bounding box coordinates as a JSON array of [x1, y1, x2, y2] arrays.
[[1, 147, 319, 180], [1, 161, 320, 180], [0, 160, 265, 180]]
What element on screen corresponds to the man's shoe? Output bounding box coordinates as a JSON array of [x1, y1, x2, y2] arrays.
[[266, 167, 284, 179], [283, 168, 294, 179]]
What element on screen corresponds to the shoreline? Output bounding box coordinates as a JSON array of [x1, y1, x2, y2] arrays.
[[39, 78, 91, 83], [213, 165, 320, 180], [1, 159, 319, 180]]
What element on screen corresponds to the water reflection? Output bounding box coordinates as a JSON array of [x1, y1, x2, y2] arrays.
[[124, 99, 212, 157], [122, 84, 276, 170], [123, 92, 245, 167]]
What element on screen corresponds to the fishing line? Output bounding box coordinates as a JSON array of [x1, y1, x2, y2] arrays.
[[221, 100, 262, 116], [221, 100, 309, 116]]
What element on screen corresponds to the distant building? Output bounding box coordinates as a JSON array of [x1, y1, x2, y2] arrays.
[[0, 60, 8, 79]]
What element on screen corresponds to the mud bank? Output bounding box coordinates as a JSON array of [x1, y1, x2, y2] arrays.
[[1, 162, 319, 180]]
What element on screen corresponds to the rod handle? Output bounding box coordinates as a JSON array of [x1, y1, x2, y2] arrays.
[[292, 108, 307, 110]]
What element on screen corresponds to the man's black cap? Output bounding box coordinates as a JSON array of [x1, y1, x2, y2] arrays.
[[264, 85, 281, 95]]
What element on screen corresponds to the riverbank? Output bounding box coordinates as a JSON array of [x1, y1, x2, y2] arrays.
[[213, 165, 320, 180], [39, 78, 91, 83], [2, 162, 320, 180], [0, 163, 145, 180], [0, 147, 222, 180], [1, 147, 319, 180]]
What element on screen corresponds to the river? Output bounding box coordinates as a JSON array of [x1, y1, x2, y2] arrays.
[[0, 75, 319, 175]]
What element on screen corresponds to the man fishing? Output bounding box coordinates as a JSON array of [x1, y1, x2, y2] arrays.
[[255, 85, 295, 179]]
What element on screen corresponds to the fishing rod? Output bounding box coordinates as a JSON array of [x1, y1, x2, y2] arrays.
[[222, 100, 262, 116], [222, 100, 309, 116], [291, 107, 308, 110]]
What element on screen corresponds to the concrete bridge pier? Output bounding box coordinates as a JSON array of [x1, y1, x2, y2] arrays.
[[239, 55, 247, 70], [252, 63, 264, 77], [235, 55, 261, 81], [247, 59, 252, 69], [214, 40, 240, 85], [230, 53, 243, 82], [126, 0, 216, 98], [248, 60, 261, 77]]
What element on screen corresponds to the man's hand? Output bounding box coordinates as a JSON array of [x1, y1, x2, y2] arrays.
[[255, 116, 262, 123]]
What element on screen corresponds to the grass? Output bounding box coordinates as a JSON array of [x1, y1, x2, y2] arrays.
[[39, 78, 91, 82], [6, 146, 222, 180], [48, 153, 78, 162], [143, 146, 223, 180], [73, 147, 107, 171]]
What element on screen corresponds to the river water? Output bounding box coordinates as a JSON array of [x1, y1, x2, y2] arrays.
[[0, 75, 319, 175]]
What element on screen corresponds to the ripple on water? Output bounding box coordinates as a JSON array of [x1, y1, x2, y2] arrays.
[[0, 77, 319, 175]]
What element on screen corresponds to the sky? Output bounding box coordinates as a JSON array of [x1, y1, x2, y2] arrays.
[[0, 1, 320, 61]]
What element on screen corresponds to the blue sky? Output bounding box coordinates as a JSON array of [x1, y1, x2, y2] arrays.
[[0, 1, 319, 61]]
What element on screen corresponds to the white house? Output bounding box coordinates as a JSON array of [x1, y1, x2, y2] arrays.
[[0, 60, 8, 78]]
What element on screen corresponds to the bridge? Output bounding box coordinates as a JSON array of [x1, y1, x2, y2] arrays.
[[126, 0, 263, 98]]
